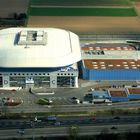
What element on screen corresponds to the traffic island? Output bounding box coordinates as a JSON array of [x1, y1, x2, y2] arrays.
[[36, 98, 52, 105]]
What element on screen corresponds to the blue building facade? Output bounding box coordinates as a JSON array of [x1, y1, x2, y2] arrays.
[[91, 90, 110, 99], [111, 97, 129, 102], [128, 94, 140, 100], [127, 88, 140, 100], [87, 88, 140, 102], [82, 68, 140, 81]]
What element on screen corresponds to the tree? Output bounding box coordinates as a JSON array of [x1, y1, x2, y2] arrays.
[[68, 125, 79, 140], [18, 13, 27, 20], [13, 13, 18, 20]]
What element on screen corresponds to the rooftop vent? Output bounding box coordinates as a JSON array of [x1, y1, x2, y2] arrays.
[[124, 67, 129, 69], [123, 62, 127, 64], [18, 30, 47, 45], [130, 62, 135, 64], [100, 62, 105, 64]]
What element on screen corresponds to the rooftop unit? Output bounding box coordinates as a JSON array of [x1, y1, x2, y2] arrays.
[[18, 30, 47, 45]]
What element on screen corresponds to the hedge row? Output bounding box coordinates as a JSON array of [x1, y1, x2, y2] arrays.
[[29, 7, 137, 16], [30, 0, 131, 6]]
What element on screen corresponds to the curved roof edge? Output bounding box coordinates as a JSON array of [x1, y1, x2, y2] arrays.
[[0, 27, 81, 68]]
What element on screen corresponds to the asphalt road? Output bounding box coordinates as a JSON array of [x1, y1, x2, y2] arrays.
[[0, 114, 140, 129], [6, 100, 140, 113], [0, 123, 140, 139]]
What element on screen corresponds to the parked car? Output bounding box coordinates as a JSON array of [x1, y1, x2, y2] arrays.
[[71, 97, 77, 100], [107, 103, 112, 106], [111, 126, 117, 130], [88, 88, 94, 92], [71, 97, 80, 104], [132, 85, 137, 87]]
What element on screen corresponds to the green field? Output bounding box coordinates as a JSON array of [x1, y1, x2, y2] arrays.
[[29, 7, 137, 16], [131, 0, 140, 1], [30, 0, 131, 6]]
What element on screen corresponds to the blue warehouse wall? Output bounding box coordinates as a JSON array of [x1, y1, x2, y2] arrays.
[[82, 63, 89, 79], [128, 94, 140, 99], [111, 97, 129, 102], [82, 68, 89, 79], [82, 69, 140, 80]]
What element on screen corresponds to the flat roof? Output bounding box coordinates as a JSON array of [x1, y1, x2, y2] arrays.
[[81, 45, 138, 60], [0, 28, 81, 68], [83, 59, 140, 70], [81, 45, 135, 51], [128, 88, 140, 94], [91, 90, 110, 98], [109, 90, 127, 97]]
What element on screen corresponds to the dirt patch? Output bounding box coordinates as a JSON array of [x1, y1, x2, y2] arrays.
[[28, 16, 140, 33], [134, 2, 140, 16], [0, 0, 29, 18]]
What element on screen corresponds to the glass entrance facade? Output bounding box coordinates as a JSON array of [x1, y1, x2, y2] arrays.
[[57, 76, 75, 87], [10, 77, 26, 87], [34, 76, 50, 87]]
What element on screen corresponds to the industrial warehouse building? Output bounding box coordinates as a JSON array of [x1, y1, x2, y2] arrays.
[[87, 87, 140, 103], [81, 44, 140, 81], [0, 27, 81, 88]]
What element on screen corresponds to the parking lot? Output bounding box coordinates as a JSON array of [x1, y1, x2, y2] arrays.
[[0, 80, 139, 114]]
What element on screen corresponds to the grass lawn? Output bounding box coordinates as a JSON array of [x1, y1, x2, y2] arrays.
[[131, 0, 140, 1], [29, 7, 137, 16], [30, 0, 131, 6]]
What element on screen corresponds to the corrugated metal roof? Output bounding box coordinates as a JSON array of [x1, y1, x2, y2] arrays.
[[84, 59, 140, 70], [91, 90, 110, 98], [81, 45, 138, 60], [109, 90, 127, 97], [128, 88, 140, 94], [81, 45, 136, 51]]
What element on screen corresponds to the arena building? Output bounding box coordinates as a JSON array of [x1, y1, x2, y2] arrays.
[[0, 27, 81, 88]]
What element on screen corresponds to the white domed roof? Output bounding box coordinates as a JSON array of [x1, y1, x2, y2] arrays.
[[0, 27, 81, 68]]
